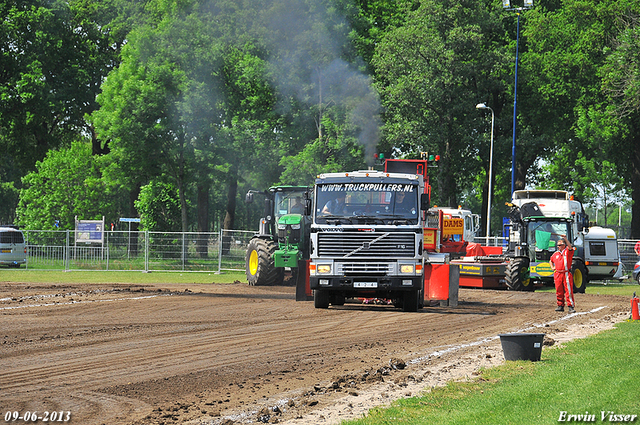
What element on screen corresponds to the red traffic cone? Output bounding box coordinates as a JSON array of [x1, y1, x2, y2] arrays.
[[632, 292, 640, 321]]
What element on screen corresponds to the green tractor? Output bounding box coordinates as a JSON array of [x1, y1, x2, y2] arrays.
[[245, 186, 311, 286]]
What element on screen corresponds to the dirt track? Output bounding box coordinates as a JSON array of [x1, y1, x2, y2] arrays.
[[0, 280, 630, 424]]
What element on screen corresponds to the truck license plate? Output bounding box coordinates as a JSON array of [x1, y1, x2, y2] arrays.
[[1, 249, 10, 253], [354, 282, 377, 288]]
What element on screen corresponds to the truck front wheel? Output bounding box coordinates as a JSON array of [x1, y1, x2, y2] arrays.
[[314, 290, 330, 308], [402, 290, 419, 312]]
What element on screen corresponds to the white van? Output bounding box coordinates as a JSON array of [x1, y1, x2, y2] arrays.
[[583, 226, 619, 281], [0, 227, 27, 268]]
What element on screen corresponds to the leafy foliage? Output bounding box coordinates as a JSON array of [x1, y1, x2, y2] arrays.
[[7, 0, 640, 236], [373, 0, 509, 209], [15, 141, 119, 230], [135, 181, 182, 232]]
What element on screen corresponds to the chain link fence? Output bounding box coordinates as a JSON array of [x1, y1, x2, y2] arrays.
[[617, 239, 639, 278], [13, 229, 640, 280], [21, 229, 254, 273]]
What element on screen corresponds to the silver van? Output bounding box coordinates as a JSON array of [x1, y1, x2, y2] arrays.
[[0, 227, 27, 268]]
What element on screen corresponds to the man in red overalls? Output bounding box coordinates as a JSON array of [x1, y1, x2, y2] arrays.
[[550, 237, 576, 313]]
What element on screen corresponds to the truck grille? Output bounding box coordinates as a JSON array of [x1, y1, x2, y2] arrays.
[[336, 262, 393, 274], [317, 232, 416, 258]]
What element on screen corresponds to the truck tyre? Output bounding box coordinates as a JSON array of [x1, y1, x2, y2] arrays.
[[506, 257, 532, 291], [246, 238, 283, 286], [572, 260, 588, 293], [314, 290, 330, 308], [330, 293, 345, 306], [402, 290, 419, 312]]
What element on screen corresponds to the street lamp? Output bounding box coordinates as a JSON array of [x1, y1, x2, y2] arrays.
[[476, 103, 495, 242], [503, 0, 534, 194]]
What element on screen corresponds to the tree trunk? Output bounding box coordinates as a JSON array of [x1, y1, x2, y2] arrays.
[[437, 138, 457, 208], [631, 131, 640, 239], [196, 184, 209, 258], [128, 184, 141, 256], [89, 125, 110, 156], [222, 164, 238, 255], [515, 160, 526, 192], [177, 178, 188, 233]]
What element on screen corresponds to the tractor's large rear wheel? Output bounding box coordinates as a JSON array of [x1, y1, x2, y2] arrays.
[[572, 260, 588, 293], [246, 238, 283, 286], [506, 257, 533, 291]]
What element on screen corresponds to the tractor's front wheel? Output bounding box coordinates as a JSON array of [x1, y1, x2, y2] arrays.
[[572, 260, 588, 293], [246, 238, 283, 286], [506, 257, 532, 291]]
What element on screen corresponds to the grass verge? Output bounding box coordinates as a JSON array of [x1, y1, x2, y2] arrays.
[[535, 281, 640, 297], [346, 320, 640, 425], [0, 270, 248, 285]]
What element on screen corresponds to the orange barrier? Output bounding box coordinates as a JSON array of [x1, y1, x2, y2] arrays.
[[632, 294, 639, 321], [424, 263, 459, 306]]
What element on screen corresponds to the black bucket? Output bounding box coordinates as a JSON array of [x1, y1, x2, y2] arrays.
[[498, 333, 545, 361]]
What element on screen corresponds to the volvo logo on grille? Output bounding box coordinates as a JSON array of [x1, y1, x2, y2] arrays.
[[363, 242, 370, 250]]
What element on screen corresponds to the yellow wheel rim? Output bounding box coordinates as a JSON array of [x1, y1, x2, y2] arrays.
[[521, 266, 531, 287], [574, 269, 583, 288], [249, 250, 259, 276]]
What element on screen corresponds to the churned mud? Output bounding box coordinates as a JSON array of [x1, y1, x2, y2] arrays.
[[0, 280, 630, 424]]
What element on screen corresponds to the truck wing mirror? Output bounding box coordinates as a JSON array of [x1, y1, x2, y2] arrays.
[[245, 191, 254, 204], [304, 199, 312, 216], [420, 193, 429, 211], [264, 198, 273, 221], [303, 190, 312, 216]]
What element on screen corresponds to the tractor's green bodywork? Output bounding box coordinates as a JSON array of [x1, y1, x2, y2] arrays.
[[245, 186, 311, 286]]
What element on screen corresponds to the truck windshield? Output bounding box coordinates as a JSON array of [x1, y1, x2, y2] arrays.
[[528, 220, 570, 250], [314, 183, 419, 223]]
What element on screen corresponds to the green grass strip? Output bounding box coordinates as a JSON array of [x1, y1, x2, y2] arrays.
[[347, 321, 640, 425], [0, 270, 247, 285], [537, 282, 640, 297]]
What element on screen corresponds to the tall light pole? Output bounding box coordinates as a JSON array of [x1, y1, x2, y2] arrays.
[[476, 103, 494, 242], [503, 0, 533, 194]]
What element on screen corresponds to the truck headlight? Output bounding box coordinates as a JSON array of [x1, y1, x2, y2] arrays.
[[317, 264, 332, 274], [291, 223, 301, 230], [400, 264, 415, 274]]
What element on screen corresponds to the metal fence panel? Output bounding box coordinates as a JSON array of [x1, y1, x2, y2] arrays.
[[617, 239, 638, 277], [147, 231, 219, 272], [21, 229, 256, 273], [24, 230, 68, 270], [20, 229, 638, 279], [219, 230, 254, 272]]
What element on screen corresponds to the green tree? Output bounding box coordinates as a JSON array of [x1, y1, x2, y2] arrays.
[[135, 181, 182, 232], [15, 141, 119, 230], [524, 0, 640, 236], [373, 0, 510, 213], [92, 3, 224, 232], [598, 11, 640, 237], [267, 0, 378, 184], [0, 0, 148, 224], [93, 0, 290, 235]]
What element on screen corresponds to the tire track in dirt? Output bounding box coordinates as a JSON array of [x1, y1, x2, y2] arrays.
[[0, 282, 630, 424]]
